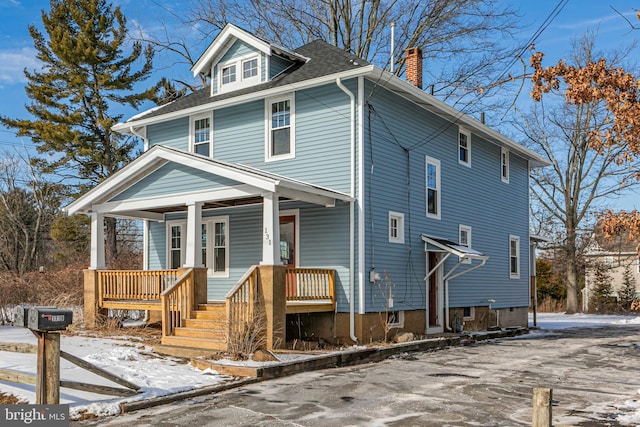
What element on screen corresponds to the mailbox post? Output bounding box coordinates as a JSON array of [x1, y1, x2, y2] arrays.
[[21, 307, 73, 404]]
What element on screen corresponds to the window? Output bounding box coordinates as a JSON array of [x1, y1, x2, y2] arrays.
[[426, 156, 441, 219], [637, 256, 640, 273], [459, 225, 472, 264], [463, 306, 475, 320], [509, 235, 520, 279], [386, 310, 404, 328], [202, 217, 229, 277], [243, 58, 258, 79], [501, 148, 509, 183], [267, 95, 294, 160], [389, 211, 405, 244], [167, 222, 186, 269], [458, 127, 471, 166], [191, 114, 212, 156], [221, 64, 236, 85]]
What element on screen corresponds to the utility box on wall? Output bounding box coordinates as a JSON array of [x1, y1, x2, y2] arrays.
[[27, 307, 73, 332]]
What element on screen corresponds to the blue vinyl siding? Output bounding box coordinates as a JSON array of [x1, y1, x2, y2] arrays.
[[270, 55, 294, 78], [111, 163, 240, 201], [147, 117, 188, 150], [148, 220, 165, 270], [361, 79, 530, 313], [214, 100, 265, 164]]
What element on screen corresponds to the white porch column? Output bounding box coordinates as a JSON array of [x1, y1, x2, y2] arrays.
[[184, 202, 204, 267], [261, 192, 281, 265], [89, 212, 105, 270]]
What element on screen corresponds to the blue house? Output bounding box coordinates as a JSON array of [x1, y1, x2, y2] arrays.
[[67, 24, 549, 350]]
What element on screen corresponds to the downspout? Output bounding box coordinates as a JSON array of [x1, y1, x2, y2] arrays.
[[443, 257, 487, 330], [336, 77, 358, 344], [424, 252, 451, 334]]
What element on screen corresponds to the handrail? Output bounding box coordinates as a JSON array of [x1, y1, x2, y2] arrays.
[[225, 266, 259, 352], [285, 268, 335, 302], [98, 269, 178, 303], [160, 268, 195, 338]]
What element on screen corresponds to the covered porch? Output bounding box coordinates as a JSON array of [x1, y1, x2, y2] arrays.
[[67, 146, 352, 351]]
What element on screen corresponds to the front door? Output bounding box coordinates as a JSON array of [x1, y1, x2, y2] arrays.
[[427, 251, 444, 334], [280, 215, 296, 297]]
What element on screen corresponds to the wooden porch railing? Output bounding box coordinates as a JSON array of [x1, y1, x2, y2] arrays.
[[160, 268, 195, 338], [225, 266, 259, 347], [285, 268, 335, 302], [97, 270, 179, 307]]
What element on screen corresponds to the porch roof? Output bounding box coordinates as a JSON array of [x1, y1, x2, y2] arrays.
[[65, 145, 353, 218], [421, 234, 487, 261]]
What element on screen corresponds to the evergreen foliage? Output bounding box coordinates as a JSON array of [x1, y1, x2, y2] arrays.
[[589, 261, 616, 312], [618, 265, 637, 310]]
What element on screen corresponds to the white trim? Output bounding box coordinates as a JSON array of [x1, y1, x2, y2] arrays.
[[265, 93, 295, 161], [458, 126, 471, 167], [217, 54, 261, 94], [190, 112, 213, 157], [202, 215, 230, 278], [143, 220, 149, 270], [425, 156, 441, 220], [509, 235, 520, 279], [358, 75, 365, 316], [388, 211, 405, 244], [501, 148, 510, 183]]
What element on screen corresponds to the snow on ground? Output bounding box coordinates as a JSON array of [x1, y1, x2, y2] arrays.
[[0, 312, 638, 422]]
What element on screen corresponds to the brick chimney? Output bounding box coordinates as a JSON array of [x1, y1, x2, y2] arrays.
[[405, 47, 423, 89]]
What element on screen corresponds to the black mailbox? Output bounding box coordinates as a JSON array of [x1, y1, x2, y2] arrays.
[[14, 305, 55, 328], [27, 307, 73, 331]]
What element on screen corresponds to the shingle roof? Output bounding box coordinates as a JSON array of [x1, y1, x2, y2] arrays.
[[127, 40, 371, 122]]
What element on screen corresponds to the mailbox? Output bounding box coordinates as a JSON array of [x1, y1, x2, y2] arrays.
[[14, 305, 55, 328], [27, 307, 73, 331]]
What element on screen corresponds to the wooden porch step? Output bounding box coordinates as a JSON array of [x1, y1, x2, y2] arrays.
[[193, 308, 226, 320], [161, 335, 227, 351], [174, 326, 225, 340], [184, 318, 220, 329]]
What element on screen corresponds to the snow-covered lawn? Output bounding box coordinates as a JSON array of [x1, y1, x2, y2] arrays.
[[0, 312, 638, 422]]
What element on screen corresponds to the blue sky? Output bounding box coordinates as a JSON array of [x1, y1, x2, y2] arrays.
[[0, 0, 639, 209]]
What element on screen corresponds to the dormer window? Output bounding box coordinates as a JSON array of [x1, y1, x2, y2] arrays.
[[218, 55, 260, 93]]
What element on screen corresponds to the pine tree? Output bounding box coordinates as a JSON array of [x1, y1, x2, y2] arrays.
[[0, 0, 160, 264], [618, 265, 637, 311], [589, 262, 615, 313]]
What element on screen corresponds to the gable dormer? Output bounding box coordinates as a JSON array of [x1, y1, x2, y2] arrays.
[[191, 23, 305, 96]]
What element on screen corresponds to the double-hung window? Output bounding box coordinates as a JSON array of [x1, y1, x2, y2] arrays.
[[191, 113, 212, 157], [388, 211, 405, 244], [167, 221, 186, 269], [426, 156, 441, 219], [509, 235, 520, 279], [459, 225, 472, 264], [201, 217, 229, 277], [267, 95, 294, 160], [501, 148, 510, 183], [458, 127, 471, 166]]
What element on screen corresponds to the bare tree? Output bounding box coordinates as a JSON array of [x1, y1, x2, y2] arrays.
[[516, 32, 640, 313], [138, 0, 521, 112]]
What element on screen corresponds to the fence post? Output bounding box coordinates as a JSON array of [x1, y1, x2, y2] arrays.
[[532, 387, 552, 427], [36, 331, 61, 404], [84, 269, 107, 329]]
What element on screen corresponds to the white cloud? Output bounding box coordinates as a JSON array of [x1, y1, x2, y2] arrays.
[[0, 47, 39, 85]]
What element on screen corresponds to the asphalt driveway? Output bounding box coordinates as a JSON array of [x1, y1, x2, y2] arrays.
[[76, 324, 640, 426]]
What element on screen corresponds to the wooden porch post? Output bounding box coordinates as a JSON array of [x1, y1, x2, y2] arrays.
[[261, 192, 281, 265], [258, 265, 286, 349], [184, 202, 204, 268], [89, 212, 105, 270], [83, 269, 107, 329]]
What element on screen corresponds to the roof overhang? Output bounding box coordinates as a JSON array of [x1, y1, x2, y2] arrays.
[[422, 234, 488, 261], [64, 145, 353, 217]]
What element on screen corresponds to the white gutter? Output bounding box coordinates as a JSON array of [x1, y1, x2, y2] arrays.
[[357, 76, 365, 316], [336, 77, 358, 344], [443, 257, 488, 330], [129, 126, 148, 151]]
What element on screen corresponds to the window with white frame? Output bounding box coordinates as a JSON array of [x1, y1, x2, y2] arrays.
[[167, 221, 186, 269], [459, 224, 472, 264], [191, 113, 212, 156], [267, 95, 294, 160], [201, 217, 229, 277], [426, 156, 441, 219], [509, 235, 520, 279], [501, 148, 509, 183], [219, 55, 260, 92], [458, 127, 471, 166], [388, 211, 405, 244], [386, 310, 405, 328]]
